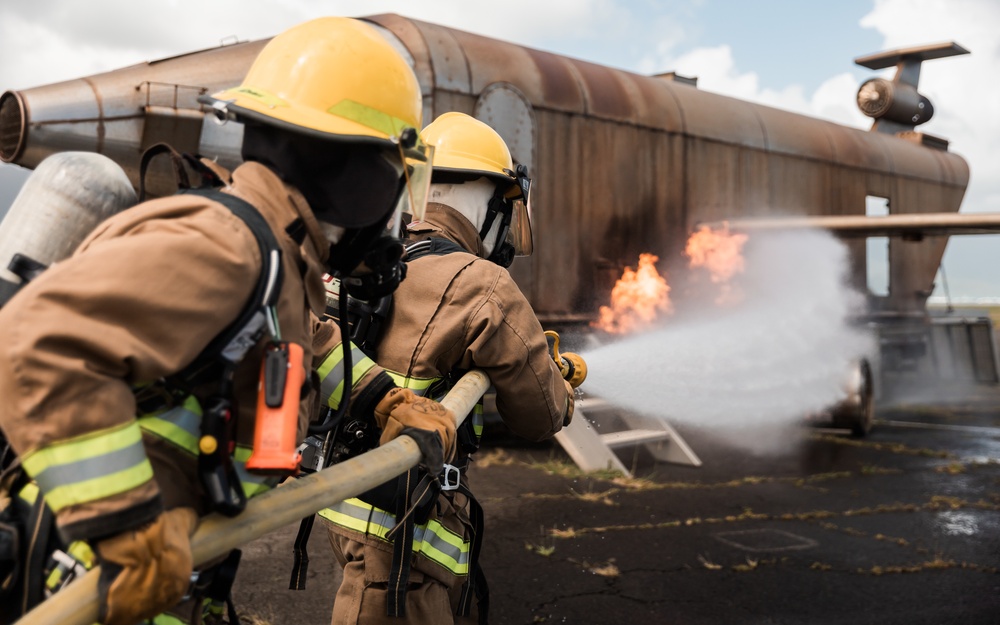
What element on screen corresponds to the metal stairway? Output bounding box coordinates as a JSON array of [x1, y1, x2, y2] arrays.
[[554, 396, 702, 477]]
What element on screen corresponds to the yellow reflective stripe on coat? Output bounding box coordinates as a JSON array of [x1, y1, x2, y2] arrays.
[[319, 498, 470, 576], [471, 401, 484, 440], [386, 371, 483, 442], [44, 540, 96, 592], [139, 399, 277, 499], [233, 445, 279, 498], [318, 342, 377, 409], [17, 481, 39, 505], [20, 422, 153, 513], [138, 395, 203, 456], [151, 613, 188, 625], [385, 372, 438, 397]]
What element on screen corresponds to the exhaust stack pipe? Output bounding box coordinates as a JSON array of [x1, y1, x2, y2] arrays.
[[0, 39, 268, 195]]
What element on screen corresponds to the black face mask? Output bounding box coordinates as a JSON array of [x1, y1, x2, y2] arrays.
[[241, 124, 403, 230], [340, 234, 408, 301]]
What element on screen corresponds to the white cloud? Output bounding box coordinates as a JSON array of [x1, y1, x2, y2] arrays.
[[654, 44, 869, 128], [634, 28, 870, 128], [0, 1, 645, 89]]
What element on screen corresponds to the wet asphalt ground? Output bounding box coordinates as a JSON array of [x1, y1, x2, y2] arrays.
[[234, 386, 1000, 625]]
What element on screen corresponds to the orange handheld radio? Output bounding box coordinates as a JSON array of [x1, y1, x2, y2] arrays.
[[247, 341, 305, 474]]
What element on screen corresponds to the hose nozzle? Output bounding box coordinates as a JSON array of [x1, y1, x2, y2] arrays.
[[544, 331, 588, 388]]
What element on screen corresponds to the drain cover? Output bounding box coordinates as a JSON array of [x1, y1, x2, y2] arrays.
[[713, 529, 818, 552]]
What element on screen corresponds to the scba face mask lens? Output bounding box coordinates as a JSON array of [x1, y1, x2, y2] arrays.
[[507, 164, 533, 258], [394, 131, 434, 223]]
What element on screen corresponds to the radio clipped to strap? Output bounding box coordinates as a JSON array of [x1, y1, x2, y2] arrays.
[[175, 188, 285, 516]]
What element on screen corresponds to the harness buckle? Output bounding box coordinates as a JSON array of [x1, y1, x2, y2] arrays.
[[440, 464, 461, 491], [43, 549, 89, 597]]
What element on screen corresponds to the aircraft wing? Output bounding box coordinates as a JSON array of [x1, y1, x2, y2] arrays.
[[697, 213, 1000, 239]]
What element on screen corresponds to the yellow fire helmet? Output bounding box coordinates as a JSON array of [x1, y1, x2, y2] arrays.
[[201, 16, 432, 219], [421, 112, 533, 263], [421, 112, 514, 182]]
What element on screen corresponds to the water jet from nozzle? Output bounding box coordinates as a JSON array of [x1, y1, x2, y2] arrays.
[[581, 228, 875, 454]]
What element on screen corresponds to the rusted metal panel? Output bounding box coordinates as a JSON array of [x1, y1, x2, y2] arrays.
[[0, 13, 975, 322], [571, 61, 634, 120], [766, 154, 833, 217], [364, 15, 434, 96], [826, 125, 893, 173], [754, 106, 836, 160], [408, 20, 471, 93], [442, 26, 563, 110], [737, 149, 772, 217], [674, 88, 767, 150], [632, 75, 685, 134], [6, 39, 262, 180], [882, 135, 946, 185], [928, 143, 971, 188], [683, 138, 743, 226], [474, 83, 536, 173], [828, 167, 870, 216]]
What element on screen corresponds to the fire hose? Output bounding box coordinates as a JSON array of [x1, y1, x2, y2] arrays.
[[14, 369, 492, 625]]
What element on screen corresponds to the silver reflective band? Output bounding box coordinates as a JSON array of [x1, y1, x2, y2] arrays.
[[32, 441, 148, 498]]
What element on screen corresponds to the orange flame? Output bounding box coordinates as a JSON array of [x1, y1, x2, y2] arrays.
[[685, 224, 748, 304], [685, 224, 748, 282], [593, 253, 672, 334]]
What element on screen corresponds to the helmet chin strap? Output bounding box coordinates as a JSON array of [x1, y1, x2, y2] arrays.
[[428, 178, 505, 258], [478, 184, 513, 267]]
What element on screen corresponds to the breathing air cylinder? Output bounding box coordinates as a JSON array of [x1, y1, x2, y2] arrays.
[[0, 152, 137, 307]]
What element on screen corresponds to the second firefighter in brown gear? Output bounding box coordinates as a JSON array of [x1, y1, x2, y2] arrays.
[[0, 17, 455, 625], [320, 112, 575, 625]]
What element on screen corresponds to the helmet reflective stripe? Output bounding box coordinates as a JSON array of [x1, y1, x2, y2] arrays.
[[21, 422, 153, 513], [327, 100, 420, 142], [317, 342, 378, 409], [320, 497, 471, 575]]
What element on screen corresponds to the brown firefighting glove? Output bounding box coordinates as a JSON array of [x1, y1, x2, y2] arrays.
[[375, 387, 457, 461], [95, 507, 198, 625], [563, 379, 576, 427]]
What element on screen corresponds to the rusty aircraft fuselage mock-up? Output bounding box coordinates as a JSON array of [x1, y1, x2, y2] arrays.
[[0, 14, 975, 327]]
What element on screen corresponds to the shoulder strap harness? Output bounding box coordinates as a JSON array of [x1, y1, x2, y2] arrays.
[[134, 187, 284, 517]]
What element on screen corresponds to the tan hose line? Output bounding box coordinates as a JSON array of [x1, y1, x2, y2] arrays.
[[15, 369, 491, 625]]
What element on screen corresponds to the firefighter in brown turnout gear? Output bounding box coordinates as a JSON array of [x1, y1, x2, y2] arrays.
[[319, 112, 576, 624], [0, 17, 456, 625]]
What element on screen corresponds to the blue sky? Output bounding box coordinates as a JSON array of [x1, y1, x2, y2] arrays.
[[0, 0, 997, 299]]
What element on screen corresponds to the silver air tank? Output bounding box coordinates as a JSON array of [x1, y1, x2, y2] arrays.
[[0, 152, 136, 306]]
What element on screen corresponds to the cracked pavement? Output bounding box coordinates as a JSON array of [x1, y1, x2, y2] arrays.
[[233, 387, 1000, 624]]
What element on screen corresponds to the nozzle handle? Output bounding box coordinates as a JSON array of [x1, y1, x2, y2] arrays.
[[543, 331, 587, 388]]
